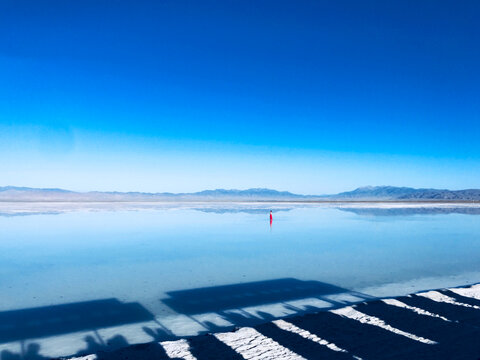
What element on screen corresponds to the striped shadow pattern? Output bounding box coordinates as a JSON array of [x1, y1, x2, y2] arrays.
[[67, 283, 480, 360]]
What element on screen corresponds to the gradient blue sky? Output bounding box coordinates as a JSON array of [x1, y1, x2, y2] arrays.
[[1, 0, 479, 194]]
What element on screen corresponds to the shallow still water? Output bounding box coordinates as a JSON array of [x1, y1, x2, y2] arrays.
[[1, 204, 479, 319]]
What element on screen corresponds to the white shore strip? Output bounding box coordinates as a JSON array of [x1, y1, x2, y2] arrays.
[[417, 291, 480, 310], [331, 307, 437, 345], [161, 339, 197, 360], [214, 327, 306, 360], [272, 319, 350, 354], [382, 298, 451, 322]]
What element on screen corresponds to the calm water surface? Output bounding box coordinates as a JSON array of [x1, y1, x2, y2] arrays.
[[1, 205, 479, 318]]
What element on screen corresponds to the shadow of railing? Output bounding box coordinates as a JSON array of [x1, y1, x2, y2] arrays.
[[162, 278, 355, 315], [4, 281, 479, 360], [0, 278, 373, 360], [161, 278, 372, 334], [0, 298, 153, 344]]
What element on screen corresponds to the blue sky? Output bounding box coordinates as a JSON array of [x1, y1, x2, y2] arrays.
[[0, 0, 479, 194]]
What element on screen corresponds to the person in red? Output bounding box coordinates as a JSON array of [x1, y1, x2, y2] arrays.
[[269, 210, 273, 225]]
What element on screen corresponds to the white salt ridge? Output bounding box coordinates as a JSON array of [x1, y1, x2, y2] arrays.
[[417, 291, 480, 310], [358, 272, 480, 299], [215, 327, 306, 360], [273, 319, 353, 355], [331, 307, 437, 345], [160, 339, 196, 360], [449, 284, 480, 301], [382, 298, 451, 322]]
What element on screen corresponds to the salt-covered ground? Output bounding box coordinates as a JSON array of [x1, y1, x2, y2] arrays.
[[65, 283, 480, 360]]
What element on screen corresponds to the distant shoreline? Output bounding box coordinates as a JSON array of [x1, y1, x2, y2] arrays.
[[1, 200, 480, 204], [2, 200, 480, 217]]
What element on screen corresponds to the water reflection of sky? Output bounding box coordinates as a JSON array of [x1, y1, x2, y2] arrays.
[[1, 205, 479, 318]]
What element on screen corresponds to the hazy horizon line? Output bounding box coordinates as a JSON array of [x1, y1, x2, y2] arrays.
[[2, 184, 480, 197]]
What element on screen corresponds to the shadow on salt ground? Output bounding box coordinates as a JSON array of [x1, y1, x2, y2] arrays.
[[0, 278, 371, 360], [5, 279, 480, 360], [73, 334, 180, 360], [1, 344, 49, 360], [74, 334, 246, 360], [255, 288, 480, 360], [162, 278, 358, 315], [57, 286, 480, 360], [142, 326, 177, 342], [0, 334, 180, 360], [0, 299, 154, 360], [158, 278, 372, 335], [352, 298, 480, 359], [0, 299, 153, 344]]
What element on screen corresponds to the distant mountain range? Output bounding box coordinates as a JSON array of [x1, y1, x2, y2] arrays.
[[0, 185, 479, 201], [327, 186, 480, 201], [0, 186, 307, 202]]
